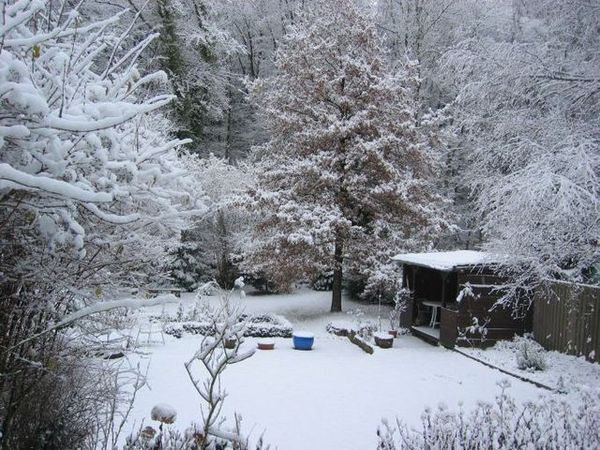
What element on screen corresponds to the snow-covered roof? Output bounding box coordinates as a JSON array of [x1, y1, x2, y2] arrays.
[[391, 250, 499, 272]]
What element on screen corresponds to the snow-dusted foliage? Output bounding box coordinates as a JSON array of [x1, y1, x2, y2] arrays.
[[210, 0, 307, 80], [0, 1, 204, 447], [244, 0, 447, 310], [171, 154, 256, 290], [515, 336, 547, 372], [0, 0, 204, 292], [438, 0, 600, 293], [151, 0, 238, 152], [377, 382, 600, 449]]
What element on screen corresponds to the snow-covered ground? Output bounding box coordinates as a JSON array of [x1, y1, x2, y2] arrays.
[[462, 337, 600, 395], [119, 289, 586, 450]]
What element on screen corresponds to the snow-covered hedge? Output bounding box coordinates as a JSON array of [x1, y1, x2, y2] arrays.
[[242, 314, 293, 338], [163, 322, 215, 339], [377, 382, 600, 449], [163, 314, 292, 339]]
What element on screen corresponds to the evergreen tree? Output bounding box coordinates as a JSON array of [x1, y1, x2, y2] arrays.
[[155, 0, 230, 150]]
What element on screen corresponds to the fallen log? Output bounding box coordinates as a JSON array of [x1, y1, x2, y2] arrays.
[[347, 331, 374, 354]]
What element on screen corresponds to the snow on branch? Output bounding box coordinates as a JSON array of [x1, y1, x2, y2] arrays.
[[45, 95, 175, 132], [53, 295, 180, 329], [0, 163, 113, 203]]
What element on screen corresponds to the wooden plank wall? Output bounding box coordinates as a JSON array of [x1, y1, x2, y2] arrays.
[[454, 272, 532, 348], [533, 281, 600, 363]]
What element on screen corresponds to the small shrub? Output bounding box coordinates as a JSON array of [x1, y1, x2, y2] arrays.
[[164, 322, 216, 338], [243, 314, 293, 338], [515, 336, 547, 372]]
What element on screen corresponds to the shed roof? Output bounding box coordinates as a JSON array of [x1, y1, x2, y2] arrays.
[[391, 250, 499, 272]]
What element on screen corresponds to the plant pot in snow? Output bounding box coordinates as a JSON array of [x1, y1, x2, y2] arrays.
[[388, 330, 398, 338], [374, 332, 393, 349], [292, 332, 314, 350], [257, 339, 275, 350], [224, 337, 237, 349]]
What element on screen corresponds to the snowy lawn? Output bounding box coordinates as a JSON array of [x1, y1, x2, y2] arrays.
[[121, 289, 559, 449]]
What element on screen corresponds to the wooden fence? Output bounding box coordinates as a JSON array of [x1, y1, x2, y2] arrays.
[[533, 281, 600, 363]]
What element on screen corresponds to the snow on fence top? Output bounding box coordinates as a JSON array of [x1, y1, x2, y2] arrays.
[[391, 250, 499, 272]]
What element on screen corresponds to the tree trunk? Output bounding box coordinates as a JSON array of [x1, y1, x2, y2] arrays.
[[331, 232, 344, 312]]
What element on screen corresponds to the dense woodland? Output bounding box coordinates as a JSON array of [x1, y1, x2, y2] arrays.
[[0, 0, 598, 448]]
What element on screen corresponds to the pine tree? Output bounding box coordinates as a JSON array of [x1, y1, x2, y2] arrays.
[[246, 0, 445, 311], [155, 0, 230, 150]]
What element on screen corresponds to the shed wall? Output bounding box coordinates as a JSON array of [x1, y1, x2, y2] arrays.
[[453, 272, 531, 347]]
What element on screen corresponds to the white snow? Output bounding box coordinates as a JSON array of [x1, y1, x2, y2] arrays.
[[53, 294, 179, 329], [0, 163, 113, 203], [373, 331, 393, 340], [292, 331, 314, 338], [119, 289, 556, 450], [391, 250, 500, 271]]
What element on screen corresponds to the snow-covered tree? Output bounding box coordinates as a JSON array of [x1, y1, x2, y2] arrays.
[[171, 155, 255, 290], [375, 0, 472, 108], [152, 0, 235, 151], [0, 2, 205, 294], [0, 1, 204, 446], [438, 0, 600, 297], [245, 0, 447, 311]]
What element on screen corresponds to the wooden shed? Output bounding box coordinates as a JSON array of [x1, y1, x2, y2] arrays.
[[391, 250, 532, 348]]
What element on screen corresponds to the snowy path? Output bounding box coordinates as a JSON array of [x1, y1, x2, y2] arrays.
[[122, 290, 550, 449]]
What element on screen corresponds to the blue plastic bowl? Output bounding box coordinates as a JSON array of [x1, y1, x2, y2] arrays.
[[293, 333, 314, 350]]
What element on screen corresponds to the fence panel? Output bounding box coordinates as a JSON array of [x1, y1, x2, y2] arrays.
[[533, 281, 600, 363]]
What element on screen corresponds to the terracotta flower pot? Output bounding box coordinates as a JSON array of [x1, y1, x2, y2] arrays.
[[388, 329, 398, 338], [257, 339, 275, 350]]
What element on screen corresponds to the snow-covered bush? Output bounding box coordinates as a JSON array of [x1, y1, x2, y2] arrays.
[[243, 314, 293, 338], [164, 321, 216, 339], [457, 317, 490, 347], [514, 336, 548, 372], [151, 403, 178, 424], [163, 313, 292, 339], [347, 258, 404, 303], [125, 420, 269, 450], [377, 381, 600, 449], [311, 271, 334, 291]]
